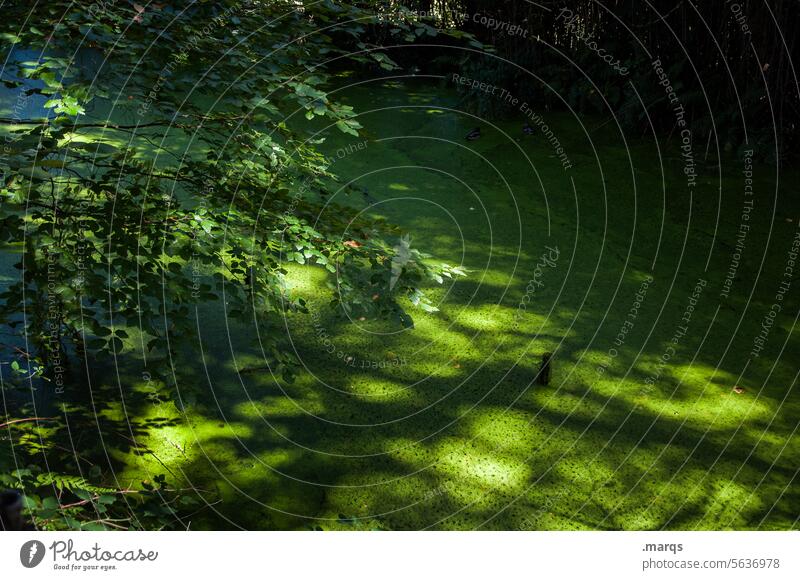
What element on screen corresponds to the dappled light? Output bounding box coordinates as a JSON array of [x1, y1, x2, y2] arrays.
[[0, 2, 797, 539]]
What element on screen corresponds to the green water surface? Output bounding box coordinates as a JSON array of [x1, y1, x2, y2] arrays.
[[4, 77, 798, 530]]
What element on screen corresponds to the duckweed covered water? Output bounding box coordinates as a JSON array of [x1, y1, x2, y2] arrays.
[[6, 77, 798, 530]]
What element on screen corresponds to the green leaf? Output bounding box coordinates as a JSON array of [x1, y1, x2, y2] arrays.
[[83, 522, 107, 531], [22, 495, 40, 509], [0, 33, 21, 44], [41, 496, 59, 510], [64, 517, 81, 530], [335, 120, 360, 136]]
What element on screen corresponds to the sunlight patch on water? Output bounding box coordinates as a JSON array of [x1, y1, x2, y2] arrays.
[[434, 438, 531, 492]]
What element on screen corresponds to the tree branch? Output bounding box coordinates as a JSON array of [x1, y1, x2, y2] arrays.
[[0, 417, 57, 429]]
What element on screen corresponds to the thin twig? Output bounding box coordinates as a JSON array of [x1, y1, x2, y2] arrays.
[[0, 417, 57, 429], [58, 489, 138, 510]]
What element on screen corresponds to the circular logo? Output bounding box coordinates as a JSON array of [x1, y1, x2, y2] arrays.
[[19, 540, 46, 568]]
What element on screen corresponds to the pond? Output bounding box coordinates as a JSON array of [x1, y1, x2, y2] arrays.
[[2, 75, 798, 530]]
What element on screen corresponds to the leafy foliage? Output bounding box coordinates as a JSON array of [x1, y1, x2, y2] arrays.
[[0, 1, 470, 529], [2, 467, 202, 530], [0, 1, 467, 382]]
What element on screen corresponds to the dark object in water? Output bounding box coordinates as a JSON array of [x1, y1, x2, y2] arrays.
[[352, 185, 377, 204], [361, 190, 378, 204], [523, 123, 535, 135], [537, 352, 552, 385], [465, 127, 481, 140], [0, 489, 25, 531]]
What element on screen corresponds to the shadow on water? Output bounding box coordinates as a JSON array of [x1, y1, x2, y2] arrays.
[[2, 78, 798, 530]]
